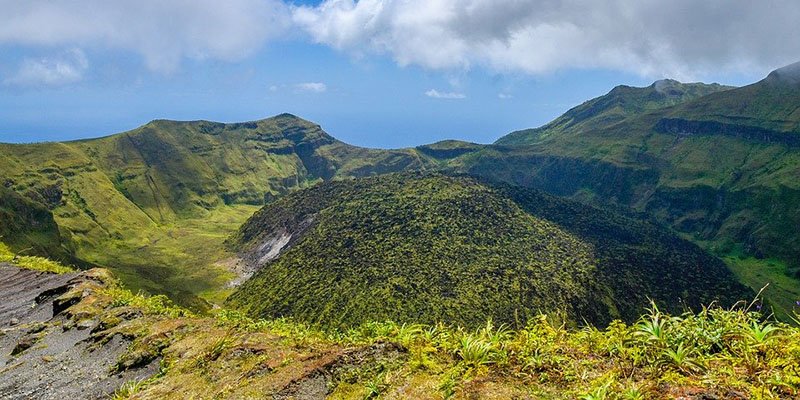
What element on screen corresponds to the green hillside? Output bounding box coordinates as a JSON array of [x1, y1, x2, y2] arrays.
[[445, 63, 800, 317], [496, 79, 733, 145], [227, 173, 750, 329], [0, 114, 435, 309], [0, 186, 74, 262], [659, 61, 800, 134]]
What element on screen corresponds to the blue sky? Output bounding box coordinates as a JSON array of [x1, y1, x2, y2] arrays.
[[1, 1, 796, 148]]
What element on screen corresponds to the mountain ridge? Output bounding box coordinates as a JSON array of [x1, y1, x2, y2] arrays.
[[1, 63, 798, 315], [495, 79, 734, 145], [457, 62, 800, 316], [0, 113, 437, 308]]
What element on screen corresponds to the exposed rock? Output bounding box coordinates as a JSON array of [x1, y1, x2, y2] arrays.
[[0, 265, 158, 400]]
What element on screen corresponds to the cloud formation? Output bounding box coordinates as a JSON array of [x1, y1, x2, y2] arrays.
[[293, 0, 800, 79], [0, 1, 798, 79], [270, 82, 328, 94], [0, 0, 290, 73], [295, 82, 327, 93], [4, 48, 88, 87], [425, 89, 466, 99]]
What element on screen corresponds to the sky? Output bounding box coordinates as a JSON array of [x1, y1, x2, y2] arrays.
[[1, 1, 798, 148]]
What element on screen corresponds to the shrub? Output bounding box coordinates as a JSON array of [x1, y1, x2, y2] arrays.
[[103, 286, 190, 318]]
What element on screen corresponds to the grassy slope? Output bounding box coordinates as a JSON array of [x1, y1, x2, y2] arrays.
[[0, 114, 436, 309], [228, 173, 749, 329], [0, 241, 75, 273], [496, 80, 734, 145], [662, 64, 800, 133], [726, 256, 800, 320], [0, 185, 74, 261]]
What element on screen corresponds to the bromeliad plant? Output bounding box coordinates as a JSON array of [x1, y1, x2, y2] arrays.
[[207, 293, 800, 398]]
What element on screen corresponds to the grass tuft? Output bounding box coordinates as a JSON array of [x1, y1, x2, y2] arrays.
[[0, 242, 74, 274]]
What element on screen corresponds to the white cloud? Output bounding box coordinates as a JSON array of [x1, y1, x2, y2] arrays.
[[425, 89, 465, 99], [0, 0, 290, 73], [295, 82, 327, 93], [0, 1, 798, 80], [268, 82, 328, 94], [4, 48, 88, 87], [292, 0, 800, 79], [498, 93, 512, 99]]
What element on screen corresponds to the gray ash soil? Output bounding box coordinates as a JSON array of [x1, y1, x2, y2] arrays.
[[0, 264, 159, 400]]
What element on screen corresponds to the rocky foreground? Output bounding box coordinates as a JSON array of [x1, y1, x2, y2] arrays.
[[0, 265, 159, 398], [1, 261, 799, 399], [0, 264, 405, 399]]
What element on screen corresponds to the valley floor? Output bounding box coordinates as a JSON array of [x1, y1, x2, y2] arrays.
[[690, 236, 800, 321], [74, 205, 260, 312], [725, 256, 800, 321]]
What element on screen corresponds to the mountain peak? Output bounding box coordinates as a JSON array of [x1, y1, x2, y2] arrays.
[[652, 78, 682, 88], [765, 61, 800, 86], [651, 79, 687, 97]]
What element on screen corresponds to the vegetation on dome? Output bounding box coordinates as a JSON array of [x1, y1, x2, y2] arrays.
[[228, 173, 750, 329]]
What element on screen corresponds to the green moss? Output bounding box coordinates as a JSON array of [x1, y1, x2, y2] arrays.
[[0, 242, 12, 263], [13, 255, 74, 274], [102, 285, 191, 319], [228, 173, 750, 329]]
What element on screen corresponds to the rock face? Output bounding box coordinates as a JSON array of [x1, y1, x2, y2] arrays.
[[0, 265, 159, 400]]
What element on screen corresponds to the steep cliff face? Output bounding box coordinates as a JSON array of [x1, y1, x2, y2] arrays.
[[0, 266, 159, 400], [0, 263, 409, 400]]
